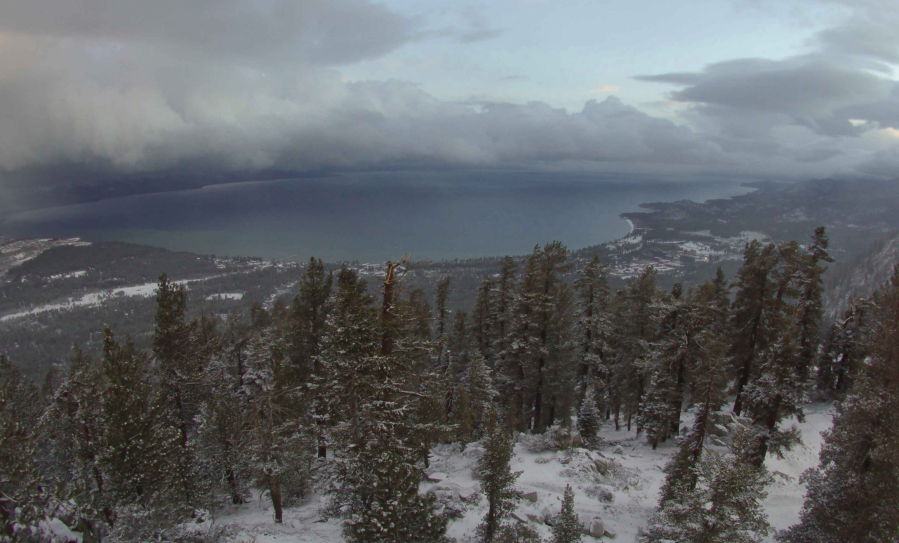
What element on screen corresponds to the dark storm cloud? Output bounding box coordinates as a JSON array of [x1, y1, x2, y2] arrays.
[[0, 0, 416, 66], [1, 0, 898, 185]]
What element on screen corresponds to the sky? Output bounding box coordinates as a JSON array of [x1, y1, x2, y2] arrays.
[[0, 0, 898, 187]]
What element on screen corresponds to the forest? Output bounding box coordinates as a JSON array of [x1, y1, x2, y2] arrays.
[[1, 227, 897, 543]]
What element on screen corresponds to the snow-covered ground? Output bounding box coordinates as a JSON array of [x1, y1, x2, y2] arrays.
[[204, 403, 833, 543], [0, 274, 230, 322]]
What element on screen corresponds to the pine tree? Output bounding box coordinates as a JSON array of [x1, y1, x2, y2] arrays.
[[641, 431, 771, 543], [551, 484, 582, 543], [100, 328, 178, 511], [577, 387, 601, 448], [477, 416, 521, 543], [153, 274, 203, 510], [436, 276, 453, 339], [778, 266, 899, 543], [730, 241, 780, 416], [574, 256, 612, 408], [40, 346, 113, 530], [243, 327, 313, 523], [474, 275, 495, 361], [0, 355, 55, 541], [329, 260, 448, 542], [793, 228, 832, 383]]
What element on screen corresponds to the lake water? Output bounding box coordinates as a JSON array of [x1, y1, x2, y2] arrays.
[[3, 171, 752, 262]]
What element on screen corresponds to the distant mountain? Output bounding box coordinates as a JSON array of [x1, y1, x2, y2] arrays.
[[825, 230, 899, 320]]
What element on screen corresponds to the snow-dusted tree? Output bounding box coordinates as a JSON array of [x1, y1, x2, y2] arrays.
[[816, 297, 873, 394], [500, 242, 573, 433], [730, 241, 780, 416], [99, 328, 178, 510], [551, 484, 582, 543], [242, 327, 314, 523], [640, 431, 771, 543], [436, 275, 453, 340], [657, 344, 728, 505], [778, 266, 899, 543], [793, 228, 832, 383], [153, 274, 204, 510], [740, 320, 805, 467], [0, 355, 60, 541], [611, 266, 667, 432], [577, 387, 602, 448], [574, 255, 612, 406], [39, 347, 114, 532], [639, 277, 730, 448], [329, 260, 448, 542], [476, 416, 522, 543], [473, 275, 495, 361]]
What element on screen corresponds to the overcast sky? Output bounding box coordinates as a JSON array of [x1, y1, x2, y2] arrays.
[[1, 0, 898, 184]]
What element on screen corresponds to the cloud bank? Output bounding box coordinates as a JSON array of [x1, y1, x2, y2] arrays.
[[0, 0, 897, 186]]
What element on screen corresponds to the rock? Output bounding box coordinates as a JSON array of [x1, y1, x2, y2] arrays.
[[710, 437, 726, 447], [518, 490, 538, 503], [512, 511, 529, 524], [589, 518, 605, 538], [527, 513, 544, 524], [459, 485, 479, 500], [604, 527, 617, 538], [709, 424, 729, 437], [735, 416, 752, 427], [578, 512, 593, 533], [426, 472, 447, 483], [726, 422, 737, 434], [433, 503, 445, 516], [594, 459, 612, 475], [612, 445, 624, 455], [593, 487, 615, 503], [571, 434, 584, 448], [541, 504, 560, 523]]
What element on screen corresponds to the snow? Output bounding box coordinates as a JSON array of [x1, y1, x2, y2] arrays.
[[207, 292, 245, 301], [0, 274, 228, 322], [189, 403, 831, 542]]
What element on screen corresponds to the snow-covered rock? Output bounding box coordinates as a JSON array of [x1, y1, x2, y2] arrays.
[[427, 472, 448, 482], [589, 518, 606, 538]]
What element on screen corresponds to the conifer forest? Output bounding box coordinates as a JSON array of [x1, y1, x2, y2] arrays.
[[2, 227, 898, 543]]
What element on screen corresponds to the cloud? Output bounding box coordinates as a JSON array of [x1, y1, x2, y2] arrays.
[[1, 0, 899, 188], [0, 0, 418, 66], [590, 86, 620, 93]]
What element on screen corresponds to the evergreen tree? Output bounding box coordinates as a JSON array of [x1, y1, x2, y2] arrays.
[[474, 275, 495, 361], [100, 328, 178, 513], [476, 417, 521, 543], [574, 256, 612, 408], [577, 387, 601, 448], [436, 276, 453, 339], [729, 241, 780, 415], [641, 432, 771, 543], [153, 275, 203, 510], [551, 485, 582, 543], [778, 266, 899, 543]]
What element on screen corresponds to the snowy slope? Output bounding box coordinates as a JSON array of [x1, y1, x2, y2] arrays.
[[200, 403, 833, 543]]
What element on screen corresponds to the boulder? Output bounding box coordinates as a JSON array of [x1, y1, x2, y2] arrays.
[[709, 424, 729, 437], [594, 459, 613, 476], [589, 518, 605, 538], [541, 504, 560, 523], [517, 490, 538, 503], [612, 445, 624, 455], [426, 472, 447, 483], [459, 484, 480, 501], [527, 513, 544, 525], [604, 527, 617, 538], [512, 511, 529, 524]]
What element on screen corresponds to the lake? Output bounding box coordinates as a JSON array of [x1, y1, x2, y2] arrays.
[[3, 171, 753, 262]]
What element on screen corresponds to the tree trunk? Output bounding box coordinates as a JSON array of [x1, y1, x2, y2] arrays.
[[269, 474, 283, 523]]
